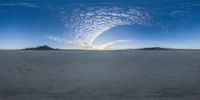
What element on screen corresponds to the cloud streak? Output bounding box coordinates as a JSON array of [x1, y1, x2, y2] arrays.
[[0, 2, 39, 8], [98, 40, 131, 50], [59, 4, 150, 49], [45, 35, 66, 43]]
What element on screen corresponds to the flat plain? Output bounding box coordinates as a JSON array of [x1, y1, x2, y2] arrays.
[[0, 50, 200, 100]]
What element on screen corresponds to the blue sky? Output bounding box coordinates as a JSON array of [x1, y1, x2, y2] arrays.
[[0, 0, 200, 49]]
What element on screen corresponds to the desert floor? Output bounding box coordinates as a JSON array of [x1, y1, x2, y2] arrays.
[[0, 50, 200, 100]]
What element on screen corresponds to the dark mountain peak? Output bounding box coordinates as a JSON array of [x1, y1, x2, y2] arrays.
[[24, 45, 58, 50], [138, 47, 171, 50]]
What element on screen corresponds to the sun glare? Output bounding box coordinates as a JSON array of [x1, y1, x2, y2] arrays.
[[96, 47, 106, 50]]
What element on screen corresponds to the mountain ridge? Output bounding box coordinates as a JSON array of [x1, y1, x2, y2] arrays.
[[21, 46, 200, 51], [23, 45, 59, 50]]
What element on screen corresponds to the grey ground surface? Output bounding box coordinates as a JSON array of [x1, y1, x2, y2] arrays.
[[0, 50, 200, 100]]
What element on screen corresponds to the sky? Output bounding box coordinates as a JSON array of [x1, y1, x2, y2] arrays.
[[0, 0, 200, 50]]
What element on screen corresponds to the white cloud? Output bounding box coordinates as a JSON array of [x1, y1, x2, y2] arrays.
[[50, 3, 154, 50], [0, 3, 39, 8], [98, 40, 132, 50], [170, 10, 186, 17], [59, 4, 150, 49], [0, 3, 16, 6], [18, 3, 39, 8], [45, 35, 66, 43]]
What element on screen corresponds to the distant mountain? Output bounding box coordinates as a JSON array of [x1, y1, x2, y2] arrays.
[[22, 46, 198, 51], [24, 45, 58, 50], [137, 47, 172, 50]]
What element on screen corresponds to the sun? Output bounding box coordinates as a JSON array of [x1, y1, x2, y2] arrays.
[[96, 47, 106, 50], [89, 45, 107, 50], [91, 46, 106, 50]]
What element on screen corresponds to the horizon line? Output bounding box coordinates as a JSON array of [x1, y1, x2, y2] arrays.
[[1, 46, 200, 51]]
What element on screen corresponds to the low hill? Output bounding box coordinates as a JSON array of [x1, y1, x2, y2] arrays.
[[24, 45, 58, 50], [138, 47, 171, 50]]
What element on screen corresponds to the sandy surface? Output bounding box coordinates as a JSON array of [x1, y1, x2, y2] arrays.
[[0, 50, 200, 100]]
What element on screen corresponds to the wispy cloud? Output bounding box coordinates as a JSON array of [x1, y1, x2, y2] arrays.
[[0, 2, 39, 8], [45, 35, 66, 43], [0, 3, 16, 6], [170, 10, 187, 17], [18, 3, 39, 8], [59, 4, 150, 48], [98, 40, 132, 50]]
